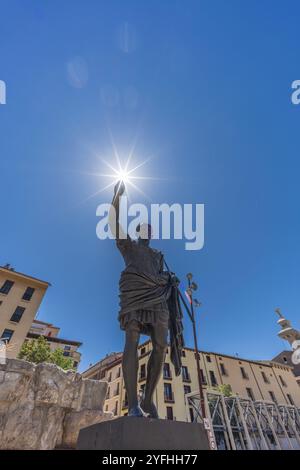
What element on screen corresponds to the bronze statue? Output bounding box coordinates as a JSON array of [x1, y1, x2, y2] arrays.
[[109, 181, 184, 418]]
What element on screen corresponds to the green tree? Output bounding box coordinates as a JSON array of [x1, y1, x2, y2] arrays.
[[214, 384, 233, 397], [18, 336, 75, 370], [18, 335, 51, 363], [48, 347, 75, 370]]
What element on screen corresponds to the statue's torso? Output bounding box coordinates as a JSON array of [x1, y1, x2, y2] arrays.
[[117, 238, 163, 276]]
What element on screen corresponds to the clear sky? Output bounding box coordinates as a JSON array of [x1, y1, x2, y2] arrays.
[[0, 0, 299, 372]]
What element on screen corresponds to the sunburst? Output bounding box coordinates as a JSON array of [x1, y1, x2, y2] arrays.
[[82, 142, 161, 203]]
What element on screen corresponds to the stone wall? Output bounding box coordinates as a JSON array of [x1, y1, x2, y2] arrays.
[[0, 358, 112, 449]]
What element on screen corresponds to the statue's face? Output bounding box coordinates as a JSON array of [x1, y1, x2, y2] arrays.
[[136, 223, 152, 245]]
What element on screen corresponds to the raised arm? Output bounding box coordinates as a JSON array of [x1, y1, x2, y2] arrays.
[[109, 180, 127, 240]]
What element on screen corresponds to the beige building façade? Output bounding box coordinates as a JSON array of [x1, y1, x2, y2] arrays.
[[0, 264, 49, 359], [83, 340, 300, 422], [27, 319, 82, 368], [0, 264, 82, 368]]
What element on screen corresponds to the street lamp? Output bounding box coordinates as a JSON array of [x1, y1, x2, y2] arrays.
[[185, 273, 206, 421]]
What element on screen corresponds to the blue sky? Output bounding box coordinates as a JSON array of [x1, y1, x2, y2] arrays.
[[0, 0, 299, 371]]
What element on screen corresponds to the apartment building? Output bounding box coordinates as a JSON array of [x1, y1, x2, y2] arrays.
[[0, 264, 49, 358], [27, 319, 82, 368], [83, 340, 300, 422]]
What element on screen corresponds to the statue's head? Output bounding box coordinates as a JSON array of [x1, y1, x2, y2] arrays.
[[136, 223, 152, 246]]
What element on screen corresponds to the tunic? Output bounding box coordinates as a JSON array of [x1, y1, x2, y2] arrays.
[[116, 236, 170, 334]]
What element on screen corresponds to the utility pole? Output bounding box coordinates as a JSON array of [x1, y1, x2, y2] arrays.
[[185, 273, 206, 420]]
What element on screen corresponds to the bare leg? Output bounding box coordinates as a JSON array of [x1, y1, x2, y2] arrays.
[[122, 321, 144, 417], [141, 323, 168, 418]]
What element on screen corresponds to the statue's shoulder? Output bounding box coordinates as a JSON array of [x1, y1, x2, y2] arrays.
[[151, 247, 164, 257]]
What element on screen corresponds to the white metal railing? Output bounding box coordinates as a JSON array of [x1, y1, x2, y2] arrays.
[[186, 390, 300, 450]]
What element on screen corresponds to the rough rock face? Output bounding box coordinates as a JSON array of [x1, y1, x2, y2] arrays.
[[0, 359, 112, 449]]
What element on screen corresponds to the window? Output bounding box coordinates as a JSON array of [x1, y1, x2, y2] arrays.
[[108, 372, 112, 382], [206, 355, 211, 363], [200, 369, 207, 384], [1, 329, 14, 342], [63, 350, 70, 357], [0, 280, 14, 295], [122, 392, 128, 409], [164, 383, 174, 402], [189, 407, 194, 422], [0, 300, 3, 306], [166, 406, 173, 420], [184, 385, 191, 395], [10, 306, 25, 323], [73, 361, 78, 368], [163, 363, 172, 379], [246, 387, 255, 401], [139, 383, 146, 399], [287, 394, 294, 405], [269, 391, 277, 403], [22, 287, 35, 301], [220, 363, 227, 376], [182, 366, 190, 382], [106, 387, 110, 399], [283, 356, 288, 364], [140, 347, 146, 356], [279, 375, 287, 387], [209, 370, 217, 386], [114, 401, 118, 415], [140, 364, 146, 380], [261, 371, 269, 384], [100, 370, 106, 379], [115, 383, 120, 396], [64, 345, 71, 350], [240, 367, 249, 380], [181, 350, 186, 357], [116, 367, 121, 378]]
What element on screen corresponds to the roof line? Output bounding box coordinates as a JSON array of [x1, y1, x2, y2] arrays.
[[27, 332, 82, 347], [0, 266, 51, 286], [83, 340, 291, 374]]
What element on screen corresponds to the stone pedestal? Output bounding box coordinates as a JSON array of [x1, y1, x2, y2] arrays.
[[77, 416, 210, 450]]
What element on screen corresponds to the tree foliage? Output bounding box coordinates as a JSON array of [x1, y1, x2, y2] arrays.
[[18, 336, 75, 370], [214, 383, 233, 397]]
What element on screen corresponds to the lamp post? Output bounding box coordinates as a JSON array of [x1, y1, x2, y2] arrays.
[[185, 273, 206, 421]]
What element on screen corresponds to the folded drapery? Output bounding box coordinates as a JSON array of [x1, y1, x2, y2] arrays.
[[118, 270, 184, 376]]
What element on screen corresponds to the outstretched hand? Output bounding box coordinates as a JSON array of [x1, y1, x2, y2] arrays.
[[114, 180, 125, 196]]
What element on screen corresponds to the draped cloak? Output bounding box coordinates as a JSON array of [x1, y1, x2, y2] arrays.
[[117, 236, 184, 376]]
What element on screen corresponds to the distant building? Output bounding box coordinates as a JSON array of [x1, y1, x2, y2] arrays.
[[83, 340, 300, 421], [27, 319, 82, 369], [272, 308, 300, 385], [0, 264, 49, 358]]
